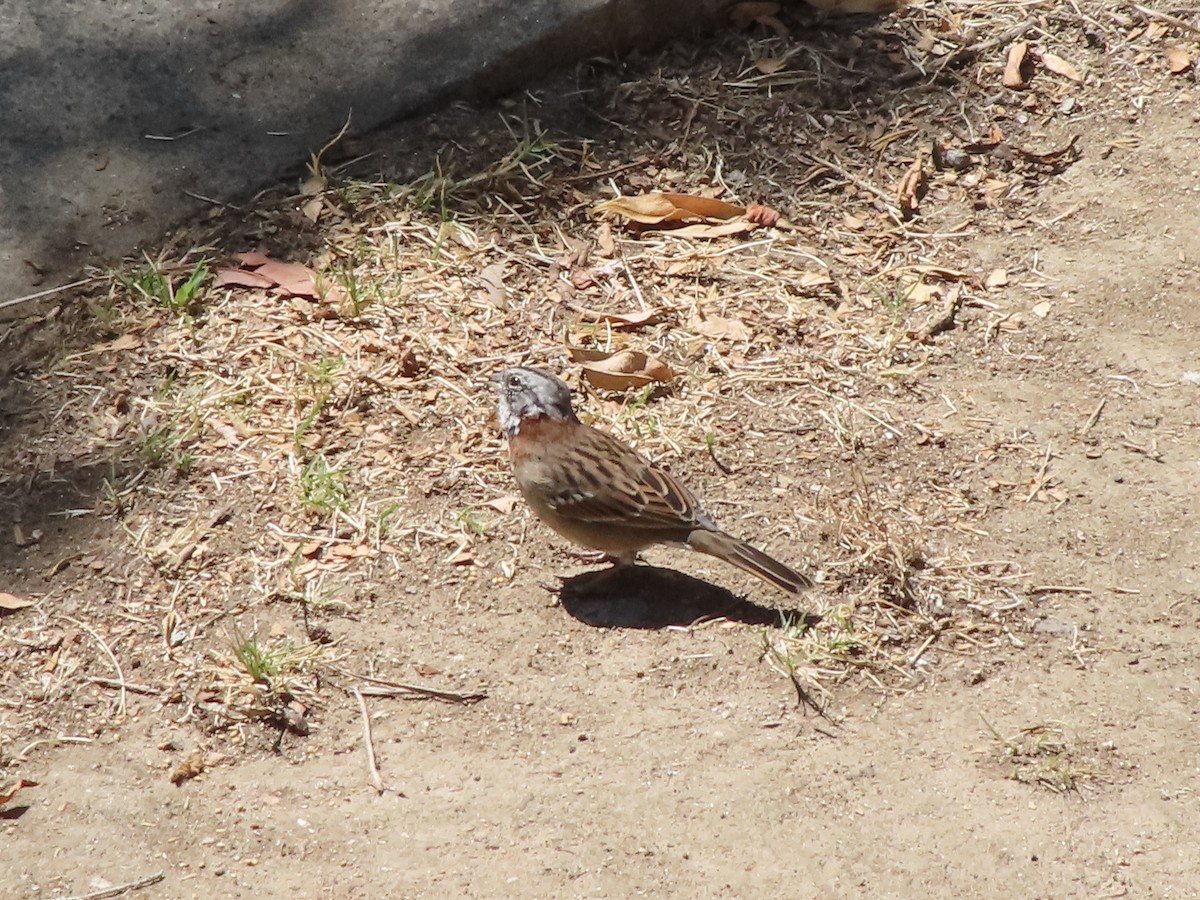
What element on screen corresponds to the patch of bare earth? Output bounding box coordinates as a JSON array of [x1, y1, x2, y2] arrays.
[[3, 2, 1200, 896]]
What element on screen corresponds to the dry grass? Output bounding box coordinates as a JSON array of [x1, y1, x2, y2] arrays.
[[2, 0, 1193, 761]]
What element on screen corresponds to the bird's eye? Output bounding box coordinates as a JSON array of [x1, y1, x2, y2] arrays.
[[507, 374, 521, 388]]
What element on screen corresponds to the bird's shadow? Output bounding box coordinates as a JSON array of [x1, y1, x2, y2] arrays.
[[558, 564, 818, 630]]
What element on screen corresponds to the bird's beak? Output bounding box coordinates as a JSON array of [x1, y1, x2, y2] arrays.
[[488, 372, 504, 388]]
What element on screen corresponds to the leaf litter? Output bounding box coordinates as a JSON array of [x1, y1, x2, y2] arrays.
[[1, 0, 1192, 767]]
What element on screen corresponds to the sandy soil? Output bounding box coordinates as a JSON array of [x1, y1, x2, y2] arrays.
[[3, 3, 1200, 898]]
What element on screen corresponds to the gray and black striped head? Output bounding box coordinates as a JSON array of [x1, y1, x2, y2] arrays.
[[490, 367, 579, 438]]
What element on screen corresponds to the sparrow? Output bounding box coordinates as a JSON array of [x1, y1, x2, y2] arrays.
[[491, 366, 812, 594]]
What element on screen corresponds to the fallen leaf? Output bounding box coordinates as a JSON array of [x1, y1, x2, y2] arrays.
[[478, 263, 508, 304], [897, 153, 927, 220], [594, 192, 745, 225], [169, 749, 209, 785], [0, 779, 37, 805], [567, 346, 679, 391], [214, 268, 275, 289], [1041, 52, 1083, 82], [754, 57, 789, 75], [236, 251, 272, 267], [485, 495, 522, 514], [666, 220, 757, 239], [255, 260, 320, 298], [985, 269, 1009, 289], [1031, 300, 1052, 318], [798, 270, 835, 289], [1004, 41, 1032, 89], [1166, 46, 1193, 75], [95, 333, 142, 353], [571, 306, 663, 329], [744, 203, 782, 227], [300, 173, 326, 197], [301, 196, 324, 223], [444, 545, 475, 566], [0, 592, 33, 612], [689, 312, 751, 342], [596, 222, 616, 257]]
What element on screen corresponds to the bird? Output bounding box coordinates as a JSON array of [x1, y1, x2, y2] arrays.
[[490, 366, 812, 594]]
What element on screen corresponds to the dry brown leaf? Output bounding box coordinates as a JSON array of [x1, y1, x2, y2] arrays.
[[237, 251, 271, 267], [571, 307, 663, 329], [754, 57, 789, 75], [254, 260, 320, 298], [301, 196, 324, 223], [0, 591, 33, 612], [744, 203, 782, 227], [567, 346, 679, 391], [214, 268, 275, 289], [485, 495, 522, 514], [594, 192, 745, 225], [798, 270, 835, 289], [1166, 46, 1193, 75], [95, 333, 142, 353], [1041, 52, 1083, 82], [897, 153, 927, 220], [667, 220, 757, 239], [596, 222, 616, 257], [169, 749, 210, 785], [689, 312, 751, 342], [1004, 41, 1032, 89], [0, 778, 37, 805]]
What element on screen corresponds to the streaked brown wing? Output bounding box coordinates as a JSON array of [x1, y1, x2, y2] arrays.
[[541, 425, 716, 531]]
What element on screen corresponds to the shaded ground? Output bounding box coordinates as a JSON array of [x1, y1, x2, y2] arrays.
[[3, 2, 1200, 897], [0, 0, 725, 302]]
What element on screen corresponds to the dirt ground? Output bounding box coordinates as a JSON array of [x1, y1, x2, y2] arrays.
[[3, 3, 1200, 898]]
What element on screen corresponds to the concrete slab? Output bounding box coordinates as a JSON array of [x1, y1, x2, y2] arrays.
[[0, 0, 726, 302]]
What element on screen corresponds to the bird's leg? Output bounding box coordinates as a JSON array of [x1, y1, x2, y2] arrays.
[[564, 548, 640, 568]]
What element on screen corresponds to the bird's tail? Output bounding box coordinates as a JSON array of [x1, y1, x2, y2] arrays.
[[688, 530, 813, 594]]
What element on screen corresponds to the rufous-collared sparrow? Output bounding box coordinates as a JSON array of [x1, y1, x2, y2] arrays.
[[491, 366, 812, 594]]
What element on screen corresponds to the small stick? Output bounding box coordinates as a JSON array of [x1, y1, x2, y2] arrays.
[[0, 277, 103, 312], [1030, 585, 1093, 595], [86, 676, 159, 696], [63, 872, 164, 900], [1079, 398, 1106, 436], [354, 686, 384, 795], [1024, 444, 1054, 504], [343, 669, 487, 704], [61, 615, 126, 718], [802, 153, 899, 215], [1127, 2, 1200, 36]]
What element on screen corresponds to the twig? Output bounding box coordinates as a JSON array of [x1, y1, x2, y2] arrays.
[[353, 686, 384, 795], [1030, 585, 1093, 595], [64, 871, 164, 900], [1079, 398, 1106, 436], [61, 615, 126, 718], [1127, 2, 1200, 36], [182, 190, 242, 211], [86, 676, 159, 696], [1024, 444, 1054, 504], [801, 153, 899, 215], [341, 669, 487, 704], [935, 22, 1038, 77], [0, 277, 104, 312], [620, 257, 648, 310]]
